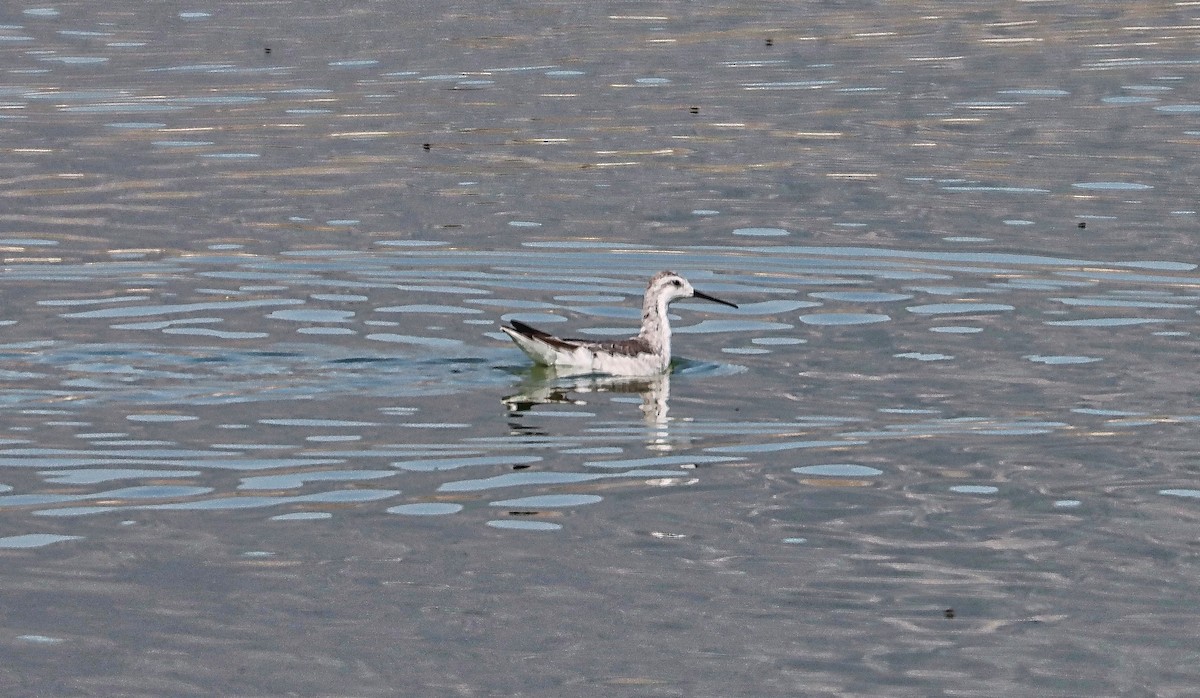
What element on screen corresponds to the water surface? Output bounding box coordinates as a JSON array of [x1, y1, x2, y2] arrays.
[[2, 2, 1199, 696]]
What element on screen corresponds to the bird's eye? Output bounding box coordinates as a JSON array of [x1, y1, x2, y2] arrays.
[[672, 280, 682, 287]]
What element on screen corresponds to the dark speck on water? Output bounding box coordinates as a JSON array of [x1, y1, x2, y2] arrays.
[[2, 1, 1198, 696]]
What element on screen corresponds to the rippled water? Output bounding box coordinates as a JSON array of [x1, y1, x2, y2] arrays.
[[3, 2, 1200, 695]]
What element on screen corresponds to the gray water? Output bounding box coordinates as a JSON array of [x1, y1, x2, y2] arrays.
[[2, 2, 1199, 696]]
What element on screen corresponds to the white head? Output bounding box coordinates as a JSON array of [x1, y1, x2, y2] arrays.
[[644, 271, 738, 310], [640, 270, 737, 336], [633, 271, 737, 362], [646, 271, 696, 306]]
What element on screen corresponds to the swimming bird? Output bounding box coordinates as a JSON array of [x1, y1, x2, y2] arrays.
[[501, 271, 737, 375]]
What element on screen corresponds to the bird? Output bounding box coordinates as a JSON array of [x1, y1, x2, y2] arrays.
[[500, 271, 738, 375]]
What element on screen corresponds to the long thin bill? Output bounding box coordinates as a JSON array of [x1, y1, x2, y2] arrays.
[[693, 290, 738, 309]]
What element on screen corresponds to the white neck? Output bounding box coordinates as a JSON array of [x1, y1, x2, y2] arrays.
[[638, 293, 672, 356]]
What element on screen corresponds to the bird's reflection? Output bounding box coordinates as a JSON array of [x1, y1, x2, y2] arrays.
[[502, 367, 672, 450]]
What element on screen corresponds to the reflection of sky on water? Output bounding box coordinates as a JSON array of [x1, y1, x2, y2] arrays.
[[4, 1, 1200, 693]]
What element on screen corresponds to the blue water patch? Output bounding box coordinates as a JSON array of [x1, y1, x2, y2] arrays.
[[809, 292, 912, 303], [1071, 181, 1153, 191], [270, 512, 333, 521], [144, 64, 236, 73], [732, 227, 789, 237], [1, 485, 212, 509], [1025, 355, 1101, 365], [949, 485, 999, 495], [365, 334, 465, 349], [26, 90, 127, 101], [39, 295, 149, 307], [908, 286, 1003, 297], [742, 80, 837, 90], [32, 507, 115, 517], [734, 300, 821, 314], [42, 469, 200, 484], [894, 352, 953, 361], [1154, 104, 1200, 113], [127, 414, 198, 423], [200, 153, 259, 159], [0, 533, 82, 548], [929, 326, 982, 334], [60, 298, 304, 319], [239, 470, 395, 490], [942, 185, 1049, 193], [552, 295, 626, 304], [393, 455, 542, 472], [906, 303, 1014, 315], [486, 519, 562, 531], [268, 309, 355, 322], [387, 502, 463, 516], [955, 101, 1025, 108], [39, 56, 109, 65], [707, 439, 867, 454], [674, 319, 790, 334], [62, 102, 192, 113], [998, 89, 1069, 96], [1160, 489, 1200, 499], [437, 469, 681, 493], [1050, 297, 1192, 309], [16, 635, 65, 644], [311, 293, 368, 302], [376, 304, 482, 314], [1102, 96, 1159, 104], [561, 447, 623, 455], [798, 313, 890, 326], [489, 494, 603, 507], [1045, 318, 1165, 327], [0, 238, 58, 246], [305, 434, 364, 442], [259, 418, 377, 427], [792, 464, 883, 477], [584, 454, 737, 469], [152, 140, 214, 147], [1072, 408, 1147, 417], [147, 489, 399, 510], [724, 347, 770, 355]]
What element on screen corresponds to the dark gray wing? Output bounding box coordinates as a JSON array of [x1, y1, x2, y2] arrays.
[[578, 336, 653, 357], [507, 319, 581, 351], [508, 320, 650, 357]]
